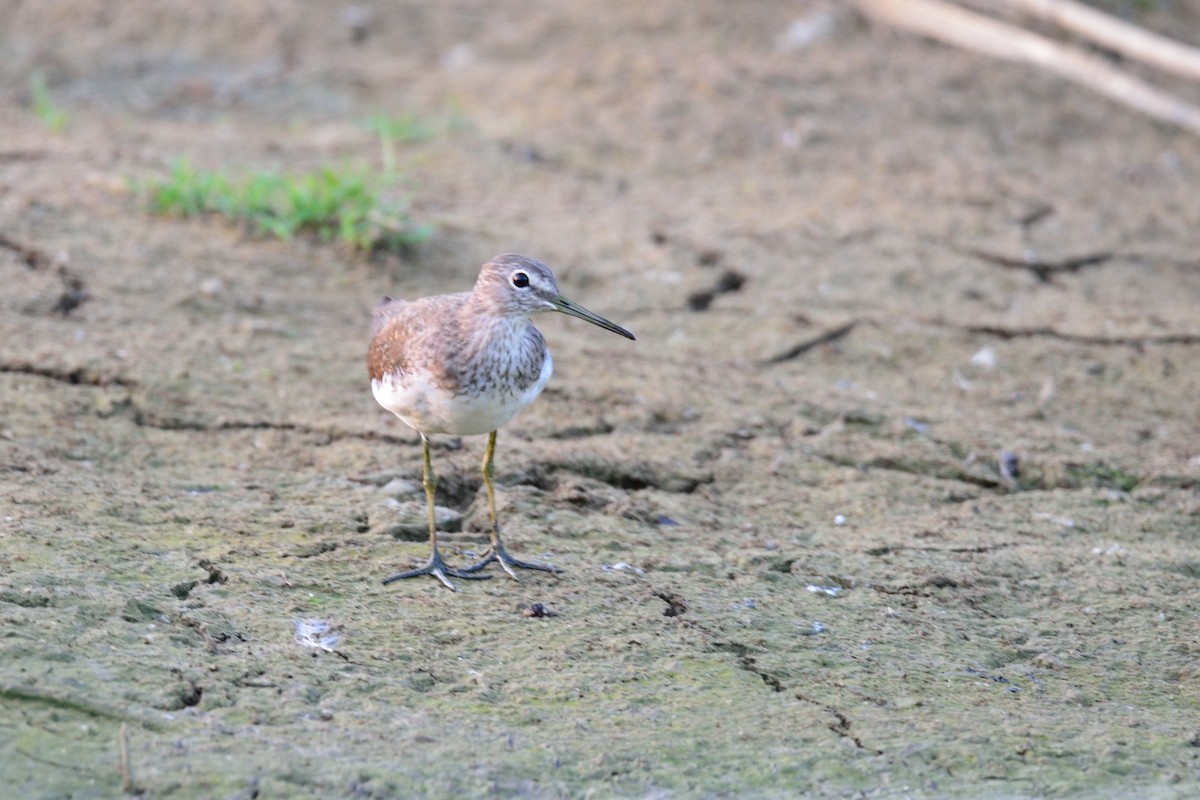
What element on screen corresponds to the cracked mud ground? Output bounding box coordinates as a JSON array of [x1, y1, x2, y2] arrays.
[[2, 2, 1199, 798]]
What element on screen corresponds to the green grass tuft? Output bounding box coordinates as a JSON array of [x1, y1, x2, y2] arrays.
[[1066, 462, 1142, 493], [29, 73, 70, 133], [142, 158, 432, 253]]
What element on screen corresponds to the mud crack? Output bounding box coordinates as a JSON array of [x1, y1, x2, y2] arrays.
[[914, 316, 1200, 348], [776, 314, 1200, 352], [762, 319, 859, 366], [812, 451, 1005, 491], [955, 323, 1200, 347], [951, 244, 1113, 283], [794, 692, 881, 754], [0, 682, 167, 730], [0, 366, 418, 445], [0, 360, 135, 387], [865, 542, 1020, 556], [709, 640, 785, 692], [129, 407, 414, 445], [715, 639, 880, 753], [545, 457, 711, 494], [677, 613, 881, 754], [0, 232, 50, 269], [1, 232, 89, 314]]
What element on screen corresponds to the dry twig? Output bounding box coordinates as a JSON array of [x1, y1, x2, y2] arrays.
[[852, 0, 1200, 135], [117, 723, 135, 794], [997, 0, 1200, 82]]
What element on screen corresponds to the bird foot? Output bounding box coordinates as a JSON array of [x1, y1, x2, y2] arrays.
[[459, 542, 557, 580], [383, 550, 491, 591]]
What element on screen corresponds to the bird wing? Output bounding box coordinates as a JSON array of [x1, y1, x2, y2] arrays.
[[371, 296, 408, 337]]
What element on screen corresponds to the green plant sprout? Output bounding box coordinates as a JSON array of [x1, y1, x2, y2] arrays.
[[142, 158, 432, 253], [29, 73, 69, 133]]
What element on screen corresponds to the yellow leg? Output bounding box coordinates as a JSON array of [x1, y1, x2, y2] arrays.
[[382, 434, 490, 590], [423, 434, 439, 550], [459, 430, 556, 578], [482, 429, 500, 543]]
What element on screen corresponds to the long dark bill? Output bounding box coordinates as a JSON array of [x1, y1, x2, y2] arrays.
[[553, 295, 636, 340]]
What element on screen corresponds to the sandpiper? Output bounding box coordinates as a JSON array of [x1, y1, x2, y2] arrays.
[[368, 253, 635, 590]]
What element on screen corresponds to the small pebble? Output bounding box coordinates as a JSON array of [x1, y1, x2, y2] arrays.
[[1031, 652, 1066, 671], [777, 8, 842, 52], [198, 277, 224, 297], [370, 499, 462, 539], [834, 514, 846, 526], [380, 478, 420, 497], [970, 346, 997, 370]]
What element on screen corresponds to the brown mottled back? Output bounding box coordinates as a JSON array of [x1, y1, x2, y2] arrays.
[[367, 292, 471, 391]]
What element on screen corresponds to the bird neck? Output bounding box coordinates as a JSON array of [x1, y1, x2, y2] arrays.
[[461, 302, 534, 354]]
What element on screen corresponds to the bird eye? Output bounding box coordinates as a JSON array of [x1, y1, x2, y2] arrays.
[[511, 271, 530, 288]]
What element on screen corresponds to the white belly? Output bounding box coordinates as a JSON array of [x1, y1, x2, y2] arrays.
[[372, 353, 553, 436]]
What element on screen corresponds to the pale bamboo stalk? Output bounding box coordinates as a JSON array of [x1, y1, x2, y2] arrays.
[[852, 0, 1200, 135], [998, 0, 1200, 82]]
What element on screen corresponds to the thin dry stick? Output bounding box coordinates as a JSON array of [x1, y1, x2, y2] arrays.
[[852, 0, 1200, 135], [998, 0, 1200, 82], [118, 723, 134, 794]]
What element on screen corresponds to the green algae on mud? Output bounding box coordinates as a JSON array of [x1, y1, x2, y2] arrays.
[[3, 335, 1199, 799]]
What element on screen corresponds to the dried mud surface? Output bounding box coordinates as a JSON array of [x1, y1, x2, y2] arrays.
[[1, 2, 1199, 798]]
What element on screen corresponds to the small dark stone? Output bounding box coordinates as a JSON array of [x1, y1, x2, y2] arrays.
[[714, 269, 746, 294], [655, 591, 688, 617], [522, 602, 556, 618], [686, 289, 716, 311], [198, 559, 227, 584], [53, 288, 89, 315]]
